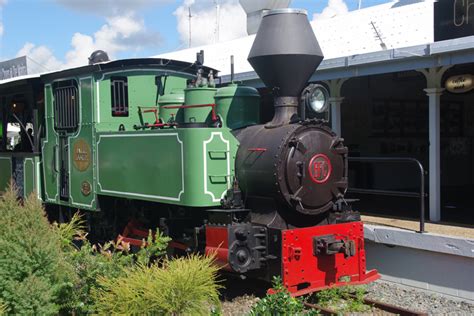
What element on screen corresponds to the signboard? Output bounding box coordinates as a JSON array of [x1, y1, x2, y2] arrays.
[[445, 74, 474, 93], [0, 56, 28, 80], [434, 0, 474, 41]]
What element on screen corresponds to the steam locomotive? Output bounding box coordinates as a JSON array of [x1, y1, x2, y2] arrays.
[[0, 8, 378, 295]]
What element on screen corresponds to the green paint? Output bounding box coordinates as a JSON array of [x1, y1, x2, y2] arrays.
[[96, 71, 188, 132], [96, 128, 238, 207], [42, 84, 59, 202], [23, 157, 35, 197], [0, 157, 11, 192], [184, 87, 217, 124], [39, 66, 245, 211], [215, 84, 260, 129], [158, 89, 184, 124], [69, 78, 96, 210]]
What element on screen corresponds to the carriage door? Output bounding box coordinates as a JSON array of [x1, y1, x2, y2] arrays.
[[54, 81, 79, 201]]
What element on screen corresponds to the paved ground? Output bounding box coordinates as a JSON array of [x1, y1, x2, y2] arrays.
[[362, 215, 474, 239]]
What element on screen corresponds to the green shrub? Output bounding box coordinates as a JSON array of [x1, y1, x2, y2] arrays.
[[249, 277, 316, 316], [93, 254, 221, 315], [0, 185, 75, 315], [0, 184, 216, 315], [0, 299, 6, 315], [55, 214, 171, 314]]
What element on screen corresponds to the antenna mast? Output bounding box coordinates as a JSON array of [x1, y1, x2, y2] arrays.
[[188, 7, 193, 48], [215, 0, 220, 43]]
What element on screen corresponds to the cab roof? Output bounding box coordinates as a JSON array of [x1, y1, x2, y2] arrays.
[[0, 58, 219, 87]]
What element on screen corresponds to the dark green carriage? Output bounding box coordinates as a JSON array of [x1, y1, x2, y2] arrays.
[[0, 75, 43, 198]]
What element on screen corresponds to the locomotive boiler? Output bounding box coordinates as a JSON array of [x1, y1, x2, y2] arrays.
[[0, 8, 378, 295], [205, 9, 378, 294]]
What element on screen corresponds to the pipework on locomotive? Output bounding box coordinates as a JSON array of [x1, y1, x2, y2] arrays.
[[0, 8, 378, 295]]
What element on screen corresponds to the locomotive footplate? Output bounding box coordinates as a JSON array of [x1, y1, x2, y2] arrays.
[[279, 221, 379, 296]]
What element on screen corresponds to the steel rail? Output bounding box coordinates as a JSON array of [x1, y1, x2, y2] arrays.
[[304, 297, 429, 316]]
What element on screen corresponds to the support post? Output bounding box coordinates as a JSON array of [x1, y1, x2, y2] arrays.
[[329, 97, 344, 136], [418, 66, 450, 222], [324, 78, 348, 136], [424, 88, 443, 222]]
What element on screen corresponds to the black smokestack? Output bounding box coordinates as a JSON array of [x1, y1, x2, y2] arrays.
[[247, 9, 323, 126]]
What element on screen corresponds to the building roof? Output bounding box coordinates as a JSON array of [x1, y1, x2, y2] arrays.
[[155, 1, 435, 77]]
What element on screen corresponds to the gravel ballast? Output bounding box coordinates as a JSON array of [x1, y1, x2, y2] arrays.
[[366, 280, 474, 315], [221, 279, 474, 315]]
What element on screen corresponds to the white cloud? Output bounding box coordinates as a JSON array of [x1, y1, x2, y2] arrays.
[[55, 0, 171, 16], [313, 0, 349, 21], [15, 13, 162, 71], [0, 0, 6, 37], [16, 42, 63, 72], [64, 13, 161, 67], [174, 0, 247, 48]]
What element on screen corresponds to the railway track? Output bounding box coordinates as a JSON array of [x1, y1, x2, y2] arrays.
[[304, 296, 429, 316]]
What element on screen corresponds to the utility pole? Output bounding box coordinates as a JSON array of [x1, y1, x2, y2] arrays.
[[358, 0, 362, 9], [215, 0, 220, 43], [188, 7, 193, 48]]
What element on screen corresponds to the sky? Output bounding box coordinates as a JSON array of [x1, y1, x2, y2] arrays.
[[0, 0, 394, 72]]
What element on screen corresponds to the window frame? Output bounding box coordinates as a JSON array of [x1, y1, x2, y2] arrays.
[[110, 76, 129, 117]]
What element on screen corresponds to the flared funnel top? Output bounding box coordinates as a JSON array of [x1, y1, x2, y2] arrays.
[[247, 9, 323, 97]]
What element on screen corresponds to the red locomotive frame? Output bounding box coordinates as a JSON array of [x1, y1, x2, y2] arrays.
[[205, 222, 379, 296]]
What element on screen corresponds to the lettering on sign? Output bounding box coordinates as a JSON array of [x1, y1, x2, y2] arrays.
[[73, 139, 91, 171], [445, 74, 474, 93], [453, 0, 474, 27], [435, 0, 474, 41]]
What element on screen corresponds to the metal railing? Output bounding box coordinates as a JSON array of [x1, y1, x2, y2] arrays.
[[347, 157, 426, 233]]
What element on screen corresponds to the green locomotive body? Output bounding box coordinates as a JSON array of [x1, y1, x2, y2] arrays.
[[0, 8, 379, 295], [0, 58, 253, 211]]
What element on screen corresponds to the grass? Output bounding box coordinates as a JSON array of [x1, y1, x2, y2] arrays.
[[313, 285, 370, 313]]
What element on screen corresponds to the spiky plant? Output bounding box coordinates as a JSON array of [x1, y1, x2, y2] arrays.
[[0, 184, 76, 315], [93, 254, 221, 315]]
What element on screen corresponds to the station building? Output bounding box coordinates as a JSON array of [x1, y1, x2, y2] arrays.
[[157, 0, 474, 225]]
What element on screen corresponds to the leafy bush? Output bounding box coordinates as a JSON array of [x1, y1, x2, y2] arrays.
[[0, 299, 6, 315], [0, 185, 75, 315], [0, 184, 220, 315], [93, 254, 221, 315], [55, 214, 171, 314], [249, 277, 315, 316]]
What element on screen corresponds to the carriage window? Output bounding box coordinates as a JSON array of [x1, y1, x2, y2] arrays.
[[111, 77, 129, 117], [53, 81, 79, 132]]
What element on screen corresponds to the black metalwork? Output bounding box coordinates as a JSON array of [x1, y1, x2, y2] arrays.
[[235, 123, 348, 224], [348, 156, 426, 233], [313, 234, 356, 258], [53, 82, 79, 132], [88, 50, 110, 65], [247, 9, 323, 97], [111, 76, 129, 117]]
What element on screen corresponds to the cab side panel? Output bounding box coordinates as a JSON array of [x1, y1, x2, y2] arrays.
[[69, 77, 96, 210], [41, 84, 59, 203]]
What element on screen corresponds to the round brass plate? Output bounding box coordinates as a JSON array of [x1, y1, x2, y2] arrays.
[[73, 139, 91, 171], [81, 181, 91, 196]]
